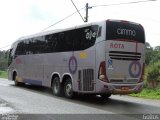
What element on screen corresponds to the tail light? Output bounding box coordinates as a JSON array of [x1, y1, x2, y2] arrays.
[[139, 63, 145, 82], [98, 61, 109, 82]]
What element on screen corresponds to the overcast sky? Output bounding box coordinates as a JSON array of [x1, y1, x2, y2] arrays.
[[0, 0, 160, 50]]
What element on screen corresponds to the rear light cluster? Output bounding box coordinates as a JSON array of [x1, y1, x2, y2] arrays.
[[98, 61, 109, 82]]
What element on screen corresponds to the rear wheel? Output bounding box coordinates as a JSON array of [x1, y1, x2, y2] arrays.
[[51, 77, 62, 96], [100, 93, 112, 99], [64, 79, 74, 98]]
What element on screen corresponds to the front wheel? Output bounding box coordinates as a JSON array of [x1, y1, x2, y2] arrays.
[[51, 77, 62, 96], [13, 73, 24, 86], [64, 79, 74, 98]]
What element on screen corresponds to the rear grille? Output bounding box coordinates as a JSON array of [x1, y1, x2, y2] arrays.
[[109, 51, 141, 61], [78, 69, 94, 91], [78, 70, 82, 91], [83, 69, 94, 91]]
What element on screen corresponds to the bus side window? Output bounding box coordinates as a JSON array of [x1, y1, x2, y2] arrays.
[[32, 37, 46, 54], [63, 30, 74, 51], [57, 32, 65, 52], [74, 26, 98, 51], [45, 34, 58, 53], [15, 41, 25, 56]]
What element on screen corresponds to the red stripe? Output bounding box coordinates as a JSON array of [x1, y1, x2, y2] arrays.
[[72, 51, 74, 65], [134, 42, 138, 71]]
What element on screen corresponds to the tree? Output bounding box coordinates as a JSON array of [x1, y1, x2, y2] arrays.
[[147, 61, 160, 88], [145, 43, 160, 65], [145, 42, 152, 50], [0, 50, 8, 71], [155, 46, 160, 51], [145, 42, 153, 65]]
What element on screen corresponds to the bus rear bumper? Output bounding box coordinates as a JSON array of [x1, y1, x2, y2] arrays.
[[97, 80, 144, 95]]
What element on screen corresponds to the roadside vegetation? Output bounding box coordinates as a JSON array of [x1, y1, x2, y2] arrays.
[[0, 70, 7, 79], [131, 88, 160, 99], [0, 51, 8, 70], [0, 50, 8, 79]]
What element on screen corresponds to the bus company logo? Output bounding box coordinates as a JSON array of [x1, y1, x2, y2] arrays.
[[129, 61, 141, 78], [85, 29, 96, 40], [110, 43, 124, 49], [117, 28, 136, 37], [68, 56, 77, 74]]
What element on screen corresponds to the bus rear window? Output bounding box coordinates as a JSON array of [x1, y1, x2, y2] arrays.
[[106, 20, 145, 43]]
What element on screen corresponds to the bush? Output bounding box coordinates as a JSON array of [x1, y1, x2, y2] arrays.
[[147, 61, 160, 82], [131, 88, 160, 99], [0, 71, 8, 78], [143, 67, 148, 88]]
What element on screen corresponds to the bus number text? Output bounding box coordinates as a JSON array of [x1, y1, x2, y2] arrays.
[[110, 43, 124, 49]]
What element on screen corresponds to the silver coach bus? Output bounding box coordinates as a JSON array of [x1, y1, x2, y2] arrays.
[[8, 19, 145, 98]]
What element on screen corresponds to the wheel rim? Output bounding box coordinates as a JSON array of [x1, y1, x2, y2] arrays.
[[65, 83, 72, 96], [54, 80, 59, 94]]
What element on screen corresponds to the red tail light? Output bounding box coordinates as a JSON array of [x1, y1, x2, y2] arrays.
[[98, 61, 109, 82], [139, 63, 145, 82]]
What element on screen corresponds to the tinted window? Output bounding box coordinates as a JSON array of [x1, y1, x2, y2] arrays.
[[15, 25, 98, 55], [60, 31, 74, 51], [15, 41, 26, 55], [74, 25, 98, 51], [45, 33, 58, 52], [106, 21, 145, 43], [32, 36, 46, 54], [45, 31, 74, 52]]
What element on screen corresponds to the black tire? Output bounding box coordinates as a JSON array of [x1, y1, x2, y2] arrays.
[[64, 79, 74, 98], [51, 77, 62, 96], [100, 93, 112, 99]]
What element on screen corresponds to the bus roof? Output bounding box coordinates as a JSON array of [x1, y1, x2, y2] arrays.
[[14, 19, 142, 44], [18, 22, 96, 41]]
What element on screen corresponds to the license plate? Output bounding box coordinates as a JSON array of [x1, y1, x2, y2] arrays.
[[121, 86, 129, 90]]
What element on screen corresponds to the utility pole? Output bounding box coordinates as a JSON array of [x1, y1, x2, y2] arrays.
[[85, 3, 92, 22]]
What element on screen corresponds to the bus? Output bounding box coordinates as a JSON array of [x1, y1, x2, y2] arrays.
[[8, 19, 145, 98]]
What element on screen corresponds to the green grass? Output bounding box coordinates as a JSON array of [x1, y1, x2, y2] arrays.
[[131, 88, 160, 99], [0, 71, 8, 79]]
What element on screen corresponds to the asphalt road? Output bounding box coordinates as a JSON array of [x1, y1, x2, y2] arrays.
[[0, 78, 160, 120]]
